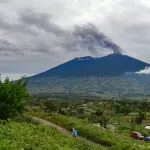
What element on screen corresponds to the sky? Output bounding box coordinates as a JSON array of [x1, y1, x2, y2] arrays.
[[1, 0, 150, 80]]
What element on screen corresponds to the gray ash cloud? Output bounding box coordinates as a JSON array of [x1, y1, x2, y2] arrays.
[[0, 9, 123, 56], [73, 24, 122, 54]]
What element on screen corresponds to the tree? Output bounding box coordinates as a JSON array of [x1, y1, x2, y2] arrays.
[[129, 117, 135, 131], [43, 101, 58, 113], [135, 112, 145, 125], [139, 100, 149, 112], [88, 112, 110, 129], [99, 115, 110, 129], [60, 101, 70, 108], [0, 75, 28, 120], [123, 104, 131, 116], [95, 109, 103, 116]]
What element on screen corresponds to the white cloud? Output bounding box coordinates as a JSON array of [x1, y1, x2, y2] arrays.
[[0, 73, 33, 81], [136, 67, 150, 74]]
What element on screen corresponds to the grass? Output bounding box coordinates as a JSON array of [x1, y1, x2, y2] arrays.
[[0, 118, 102, 150], [27, 111, 142, 147]]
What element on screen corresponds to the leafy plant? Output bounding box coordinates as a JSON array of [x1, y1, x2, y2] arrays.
[[0, 120, 101, 150], [0, 75, 28, 120]]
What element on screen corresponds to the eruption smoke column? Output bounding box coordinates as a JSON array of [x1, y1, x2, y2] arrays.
[[74, 24, 123, 55]]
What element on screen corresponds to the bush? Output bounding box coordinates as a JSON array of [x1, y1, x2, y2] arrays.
[[0, 75, 29, 120], [118, 126, 130, 130], [110, 144, 150, 150], [110, 144, 131, 150], [14, 116, 39, 125]]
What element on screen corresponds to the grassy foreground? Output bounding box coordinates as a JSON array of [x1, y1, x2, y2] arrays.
[[0, 118, 103, 150], [28, 112, 149, 149]]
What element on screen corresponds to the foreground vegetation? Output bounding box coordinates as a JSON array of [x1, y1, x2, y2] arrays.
[[27, 111, 143, 147], [26, 96, 150, 149], [0, 75, 28, 120], [1, 74, 150, 150], [0, 75, 102, 150], [0, 117, 102, 150], [1, 116, 150, 150]]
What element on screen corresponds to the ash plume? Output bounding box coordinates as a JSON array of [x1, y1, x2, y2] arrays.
[[73, 24, 123, 55], [1, 10, 123, 56]]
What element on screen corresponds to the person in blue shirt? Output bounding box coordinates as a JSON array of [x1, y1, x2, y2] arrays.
[[72, 128, 78, 138]]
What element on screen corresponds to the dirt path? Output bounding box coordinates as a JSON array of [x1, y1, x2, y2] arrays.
[[32, 116, 107, 149]]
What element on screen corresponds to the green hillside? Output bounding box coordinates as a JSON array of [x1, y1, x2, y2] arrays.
[[28, 75, 150, 98], [0, 119, 101, 150]]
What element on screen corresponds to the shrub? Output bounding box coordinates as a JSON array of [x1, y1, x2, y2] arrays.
[[0, 75, 29, 120], [14, 116, 39, 125]]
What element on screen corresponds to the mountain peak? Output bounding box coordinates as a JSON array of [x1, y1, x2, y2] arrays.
[[74, 56, 97, 60], [31, 54, 150, 78], [74, 53, 123, 61]]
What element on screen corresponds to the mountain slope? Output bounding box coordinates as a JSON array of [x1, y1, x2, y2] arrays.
[[32, 54, 150, 78], [28, 54, 150, 97]]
